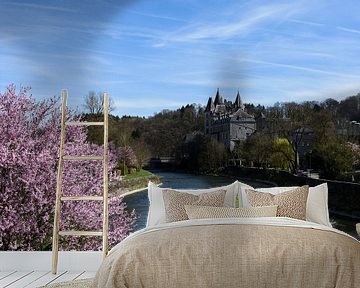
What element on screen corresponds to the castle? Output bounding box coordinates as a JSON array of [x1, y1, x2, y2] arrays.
[[205, 89, 256, 151]]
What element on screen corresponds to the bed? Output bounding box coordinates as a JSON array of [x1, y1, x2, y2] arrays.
[[93, 181, 360, 288]]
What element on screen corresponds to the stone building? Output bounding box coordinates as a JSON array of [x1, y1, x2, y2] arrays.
[[350, 121, 360, 143], [205, 89, 256, 150]]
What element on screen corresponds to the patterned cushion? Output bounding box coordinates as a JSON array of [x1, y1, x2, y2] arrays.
[[184, 205, 278, 219], [147, 181, 240, 228], [245, 186, 309, 220], [162, 189, 226, 223]]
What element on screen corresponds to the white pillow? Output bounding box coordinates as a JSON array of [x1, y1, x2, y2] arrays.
[[240, 183, 331, 227], [238, 181, 255, 207], [146, 181, 239, 228], [305, 184, 331, 227]]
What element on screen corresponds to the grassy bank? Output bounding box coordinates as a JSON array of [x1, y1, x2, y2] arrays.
[[111, 169, 161, 196], [123, 169, 153, 180]]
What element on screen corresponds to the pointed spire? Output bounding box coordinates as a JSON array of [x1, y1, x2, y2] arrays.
[[205, 96, 214, 112], [214, 88, 222, 106], [235, 90, 244, 110]]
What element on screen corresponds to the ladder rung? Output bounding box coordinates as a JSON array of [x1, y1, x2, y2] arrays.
[[63, 155, 103, 160], [59, 231, 103, 237], [61, 196, 103, 201], [66, 121, 104, 126]]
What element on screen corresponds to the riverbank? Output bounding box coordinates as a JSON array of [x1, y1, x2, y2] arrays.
[[111, 169, 161, 196]]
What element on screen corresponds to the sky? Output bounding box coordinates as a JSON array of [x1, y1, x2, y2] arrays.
[[1, 0, 360, 117]]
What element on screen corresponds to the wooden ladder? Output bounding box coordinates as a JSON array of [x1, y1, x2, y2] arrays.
[[52, 90, 109, 274]]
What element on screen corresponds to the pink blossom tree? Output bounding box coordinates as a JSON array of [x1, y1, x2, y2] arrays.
[[118, 145, 138, 175], [347, 142, 360, 167], [118, 146, 137, 167], [0, 85, 136, 251]]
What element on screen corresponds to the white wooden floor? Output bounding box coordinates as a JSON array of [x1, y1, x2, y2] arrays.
[[0, 271, 96, 288]]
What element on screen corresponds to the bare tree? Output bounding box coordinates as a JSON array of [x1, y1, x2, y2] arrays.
[[132, 139, 151, 169], [266, 102, 313, 173], [83, 91, 115, 114]]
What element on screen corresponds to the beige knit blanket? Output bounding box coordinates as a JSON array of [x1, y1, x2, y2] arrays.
[[93, 217, 360, 288]]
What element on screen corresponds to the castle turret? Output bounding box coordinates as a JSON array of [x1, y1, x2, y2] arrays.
[[205, 96, 214, 112], [214, 88, 223, 106], [235, 90, 244, 111]]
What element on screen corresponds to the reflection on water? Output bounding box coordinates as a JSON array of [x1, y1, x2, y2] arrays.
[[124, 190, 148, 231], [124, 172, 359, 239]]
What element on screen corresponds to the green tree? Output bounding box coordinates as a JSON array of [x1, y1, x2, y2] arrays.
[[320, 98, 339, 115], [312, 141, 353, 179], [337, 94, 360, 121], [141, 104, 205, 158], [271, 138, 295, 170]]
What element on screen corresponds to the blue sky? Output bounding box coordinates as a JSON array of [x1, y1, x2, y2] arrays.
[[1, 0, 360, 116]]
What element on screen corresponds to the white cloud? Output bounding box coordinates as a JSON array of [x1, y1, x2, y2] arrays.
[[337, 26, 360, 35], [288, 19, 324, 27], [126, 10, 187, 22], [242, 58, 360, 79], [156, 3, 297, 45], [4, 2, 77, 13]]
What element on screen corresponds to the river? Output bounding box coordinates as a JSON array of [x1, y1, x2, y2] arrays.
[[124, 171, 359, 239]]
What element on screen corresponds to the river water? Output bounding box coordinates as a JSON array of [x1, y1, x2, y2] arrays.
[[124, 171, 359, 239]]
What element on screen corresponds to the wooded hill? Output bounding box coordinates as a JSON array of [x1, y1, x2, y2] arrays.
[[82, 93, 360, 179]]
